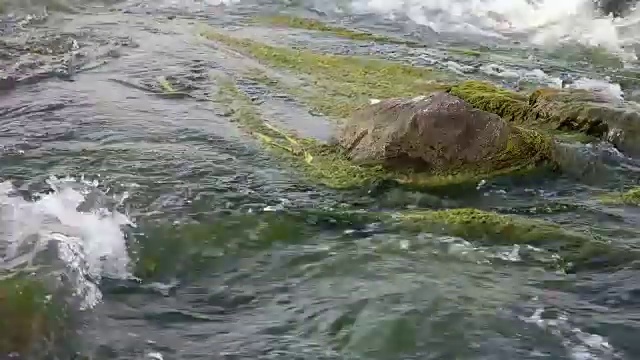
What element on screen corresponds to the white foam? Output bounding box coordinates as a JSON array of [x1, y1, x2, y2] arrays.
[[0, 176, 133, 310], [572, 78, 625, 103], [521, 304, 622, 359], [350, 0, 640, 59]]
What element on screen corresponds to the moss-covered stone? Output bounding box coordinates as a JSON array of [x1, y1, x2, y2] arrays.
[[0, 274, 69, 357], [200, 29, 450, 119], [255, 15, 423, 47], [448, 80, 640, 154], [394, 208, 638, 271], [339, 93, 555, 180]]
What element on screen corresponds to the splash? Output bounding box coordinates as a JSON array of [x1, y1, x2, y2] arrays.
[[349, 0, 640, 57], [0, 176, 134, 309]]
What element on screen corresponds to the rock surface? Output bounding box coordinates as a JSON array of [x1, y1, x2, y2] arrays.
[[337, 91, 553, 176]]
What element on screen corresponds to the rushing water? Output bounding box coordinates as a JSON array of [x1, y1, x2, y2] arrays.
[[3, 0, 640, 359]]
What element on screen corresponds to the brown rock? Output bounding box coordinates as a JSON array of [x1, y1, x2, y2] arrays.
[[337, 92, 552, 174]]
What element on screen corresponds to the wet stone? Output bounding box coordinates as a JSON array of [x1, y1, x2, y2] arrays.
[[338, 91, 553, 175]]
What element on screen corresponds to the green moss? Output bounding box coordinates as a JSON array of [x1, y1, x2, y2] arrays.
[[157, 76, 177, 93], [255, 15, 423, 47], [0, 274, 69, 357], [448, 80, 613, 139], [599, 187, 640, 206], [132, 212, 322, 280], [201, 29, 449, 119], [394, 208, 637, 271], [448, 81, 530, 122]]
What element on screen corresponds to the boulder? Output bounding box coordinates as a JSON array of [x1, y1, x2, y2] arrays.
[[337, 92, 553, 176]]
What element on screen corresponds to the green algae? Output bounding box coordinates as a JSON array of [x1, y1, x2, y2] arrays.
[[132, 212, 317, 280], [599, 187, 640, 206], [133, 208, 393, 280], [200, 29, 450, 119], [0, 274, 69, 357], [448, 80, 611, 140], [448, 80, 529, 122], [255, 15, 423, 48], [156, 76, 177, 93], [394, 208, 637, 271]]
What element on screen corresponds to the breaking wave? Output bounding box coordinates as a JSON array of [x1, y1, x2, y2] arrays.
[[0, 176, 133, 310]]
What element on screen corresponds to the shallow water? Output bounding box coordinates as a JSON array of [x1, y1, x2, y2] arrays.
[[3, 0, 640, 359]]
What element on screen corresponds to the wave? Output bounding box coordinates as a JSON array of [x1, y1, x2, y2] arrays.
[[0, 176, 133, 310]]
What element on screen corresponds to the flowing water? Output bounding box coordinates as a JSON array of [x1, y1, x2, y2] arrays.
[[3, 0, 640, 359]]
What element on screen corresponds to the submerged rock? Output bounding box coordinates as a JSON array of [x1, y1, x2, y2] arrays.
[[449, 81, 640, 157], [337, 92, 553, 177], [395, 208, 639, 272]]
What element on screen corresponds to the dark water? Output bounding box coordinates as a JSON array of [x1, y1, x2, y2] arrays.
[[2, 1, 640, 359]]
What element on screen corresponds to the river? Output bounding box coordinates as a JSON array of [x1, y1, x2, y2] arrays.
[[2, 0, 640, 359]]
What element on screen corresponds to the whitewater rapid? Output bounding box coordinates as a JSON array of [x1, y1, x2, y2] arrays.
[[0, 177, 133, 310]]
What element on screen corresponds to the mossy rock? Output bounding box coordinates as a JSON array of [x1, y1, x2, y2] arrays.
[[449, 81, 640, 156], [394, 208, 639, 272], [0, 274, 70, 357], [214, 75, 504, 191], [337, 92, 555, 186]]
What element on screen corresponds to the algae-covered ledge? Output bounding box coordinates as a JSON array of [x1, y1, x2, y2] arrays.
[[199, 27, 451, 119], [253, 15, 427, 48]]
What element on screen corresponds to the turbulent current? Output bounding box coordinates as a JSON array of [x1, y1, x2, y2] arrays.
[[2, 0, 640, 359]]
